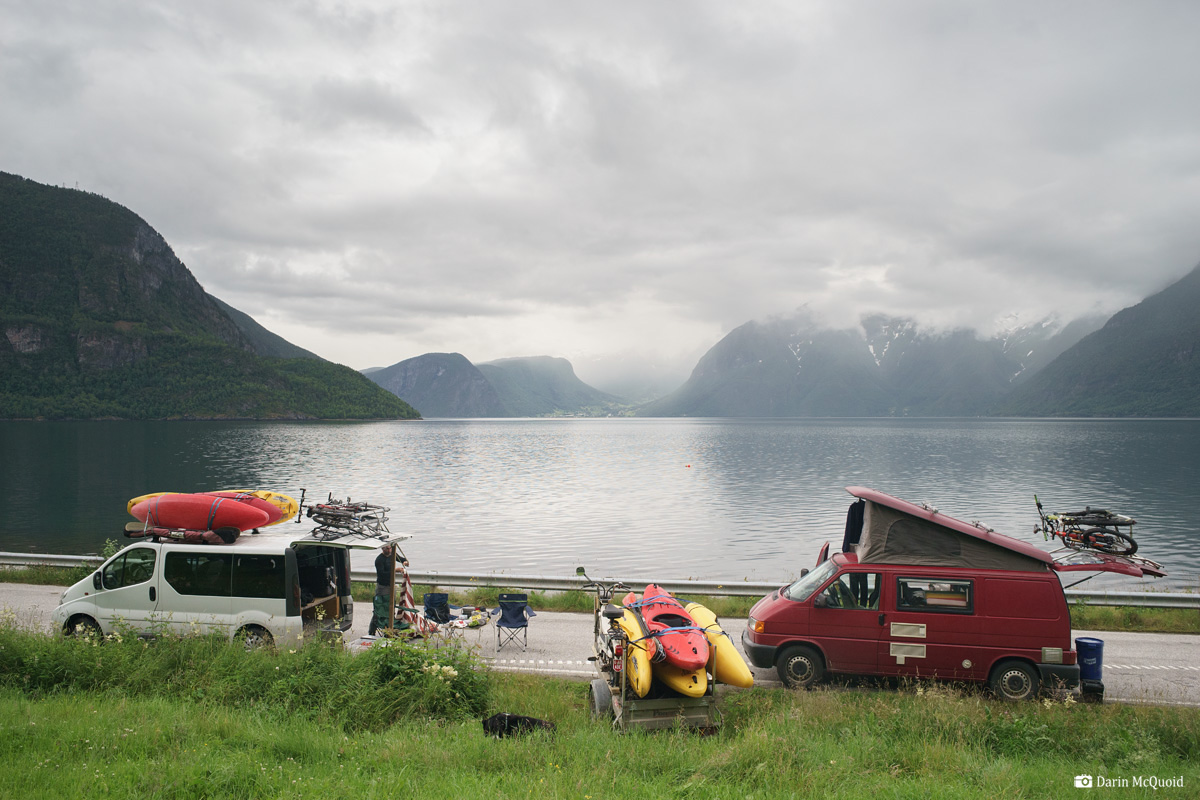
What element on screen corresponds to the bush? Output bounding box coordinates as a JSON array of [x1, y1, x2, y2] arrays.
[[0, 623, 490, 732]]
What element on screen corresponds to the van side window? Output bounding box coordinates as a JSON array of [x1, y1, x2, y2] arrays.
[[896, 577, 973, 613], [817, 573, 881, 610], [102, 548, 156, 590], [165, 552, 233, 597], [233, 555, 285, 599]]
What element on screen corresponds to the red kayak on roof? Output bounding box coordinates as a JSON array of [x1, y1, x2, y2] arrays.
[[639, 584, 709, 672], [202, 491, 286, 526], [130, 493, 270, 532]]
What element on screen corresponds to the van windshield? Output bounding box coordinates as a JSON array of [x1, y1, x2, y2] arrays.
[[782, 559, 837, 602]]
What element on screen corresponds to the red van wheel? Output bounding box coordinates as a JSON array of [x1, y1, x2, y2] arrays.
[[989, 660, 1040, 701], [776, 645, 824, 689]]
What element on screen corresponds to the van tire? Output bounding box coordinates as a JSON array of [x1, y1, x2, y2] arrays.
[[776, 645, 824, 689], [236, 625, 274, 651], [65, 615, 101, 638], [989, 660, 1040, 701]]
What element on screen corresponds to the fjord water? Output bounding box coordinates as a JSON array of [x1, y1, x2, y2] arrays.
[[1, 418, 1197, 588]]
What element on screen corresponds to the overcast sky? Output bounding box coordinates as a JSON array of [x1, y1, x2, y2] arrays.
[[3, 1, 1198, 389]]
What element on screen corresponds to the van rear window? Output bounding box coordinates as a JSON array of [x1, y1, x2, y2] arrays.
[[896, 577, 973, 614]]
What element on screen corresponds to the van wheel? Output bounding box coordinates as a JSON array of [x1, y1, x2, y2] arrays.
[[776, 645, 824, 689], [989, 660, 1040, 701], [236, 625, 274, 651], [65, 615, 101, 638]]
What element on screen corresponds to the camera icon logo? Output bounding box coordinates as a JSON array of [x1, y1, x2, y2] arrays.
[[1074, 775, 1093, 788]]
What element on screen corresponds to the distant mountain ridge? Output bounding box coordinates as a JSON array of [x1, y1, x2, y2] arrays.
[[0, 172, 418, 420], [1000, 263, 1200, 416], [366, 353, 622, 417], [638, 310, 1103, 417]]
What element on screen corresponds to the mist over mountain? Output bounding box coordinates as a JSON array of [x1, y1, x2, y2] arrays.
[[638, 310, 1103, 417], [1000, 263, 1200, 416], [0, 172, 418, 420], [476, 356, 622, 416]]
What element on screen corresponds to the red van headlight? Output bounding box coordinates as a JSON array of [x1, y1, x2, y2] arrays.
[[749, 616, 765, 634]]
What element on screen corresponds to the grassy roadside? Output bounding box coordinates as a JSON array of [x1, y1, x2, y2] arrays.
[[5, 565, 1197, 634], [0, 626, 1197, 799]]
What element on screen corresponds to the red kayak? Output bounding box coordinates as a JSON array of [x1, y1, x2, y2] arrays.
[[130, 493, 269, 532], [202, 491, 285, 525], [639, 584, 709, 672], [622, 592, 664, 661]]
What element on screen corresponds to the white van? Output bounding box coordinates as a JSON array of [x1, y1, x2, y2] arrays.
[[51, 530, 398, 647]]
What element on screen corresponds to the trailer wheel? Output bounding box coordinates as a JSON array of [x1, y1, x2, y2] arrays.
[[590, 679, 613, 720], [776, 645, 824, 689], [989, 659, 1040, 702]]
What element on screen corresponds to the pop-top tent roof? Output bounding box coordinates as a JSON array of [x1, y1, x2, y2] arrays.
[[846, 487, 1164, 578]]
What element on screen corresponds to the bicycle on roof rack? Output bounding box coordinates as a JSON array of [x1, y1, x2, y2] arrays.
[[1035, 495, 1139, 557], [303, 494, 393, 541]]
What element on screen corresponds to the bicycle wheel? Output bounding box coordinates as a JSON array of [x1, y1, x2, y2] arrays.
[[1082, 528, 1138, 556], [1059, 530, 1090, 550]]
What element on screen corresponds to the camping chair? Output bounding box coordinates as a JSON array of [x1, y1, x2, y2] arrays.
[[491, 593, 536, 650], [422, 592, 460, 625]]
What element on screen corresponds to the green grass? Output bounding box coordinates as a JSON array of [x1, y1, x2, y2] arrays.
[[1, 665, 1197, 799]]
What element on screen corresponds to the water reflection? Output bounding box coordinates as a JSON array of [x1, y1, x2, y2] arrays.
[[1, 419, 1197, 589]]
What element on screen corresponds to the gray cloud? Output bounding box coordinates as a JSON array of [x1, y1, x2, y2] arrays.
[[2, 0, 1198, 386]]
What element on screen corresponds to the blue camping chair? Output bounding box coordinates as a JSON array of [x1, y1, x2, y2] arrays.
[[491, 593, 536, 650], [422, 592, 461, 625]]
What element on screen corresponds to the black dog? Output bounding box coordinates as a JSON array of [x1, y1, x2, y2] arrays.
[[482, 712, 556, 737]]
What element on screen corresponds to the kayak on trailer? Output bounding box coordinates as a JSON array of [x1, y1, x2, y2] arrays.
[[615, 604, 654, 699], [685, 601, 755, 688], [129, 493, 270, 532], [639, 584, 709, 672], [651, 659, 708, 698]]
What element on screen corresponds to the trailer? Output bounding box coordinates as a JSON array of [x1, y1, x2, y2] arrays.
[[578, 569, 721, 733]]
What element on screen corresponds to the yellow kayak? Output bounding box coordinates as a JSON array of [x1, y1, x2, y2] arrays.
[[616, 608, 653, 699], [686, 601, 755, 688], [651, 660, 707, 698], [126, 490, 298, 527]]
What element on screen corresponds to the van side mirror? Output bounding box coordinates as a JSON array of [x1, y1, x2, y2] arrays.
[[814, 594, 829, 609], [92, 572, 102, 590], [799, 568, 809, 578]]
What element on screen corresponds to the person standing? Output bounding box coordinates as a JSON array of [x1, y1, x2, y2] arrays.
[[369, 543, 408, 635]]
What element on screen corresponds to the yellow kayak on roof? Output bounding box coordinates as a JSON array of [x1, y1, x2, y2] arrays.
[[686, 601, 755, 688]]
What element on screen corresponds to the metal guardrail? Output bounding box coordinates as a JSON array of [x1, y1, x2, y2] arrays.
[[4, 552, 1196, 609]]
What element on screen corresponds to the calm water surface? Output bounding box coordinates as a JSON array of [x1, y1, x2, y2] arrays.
[[1, 419, 1197, 588]]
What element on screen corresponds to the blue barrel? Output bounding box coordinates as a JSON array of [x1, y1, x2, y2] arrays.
[[1076, 637, 1104, 682]]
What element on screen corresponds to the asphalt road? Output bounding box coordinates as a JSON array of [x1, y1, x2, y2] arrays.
[[5, 583, 1198, 706]]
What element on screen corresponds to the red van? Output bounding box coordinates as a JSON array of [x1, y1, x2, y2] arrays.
[[742, 487, 1165, 700]]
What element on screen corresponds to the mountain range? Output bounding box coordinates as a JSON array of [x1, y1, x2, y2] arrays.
[[5, 170, 1198, 420], [635, 310, 1106, 417], [365, 353, 621, 417], [0, 172, 418, 420]]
